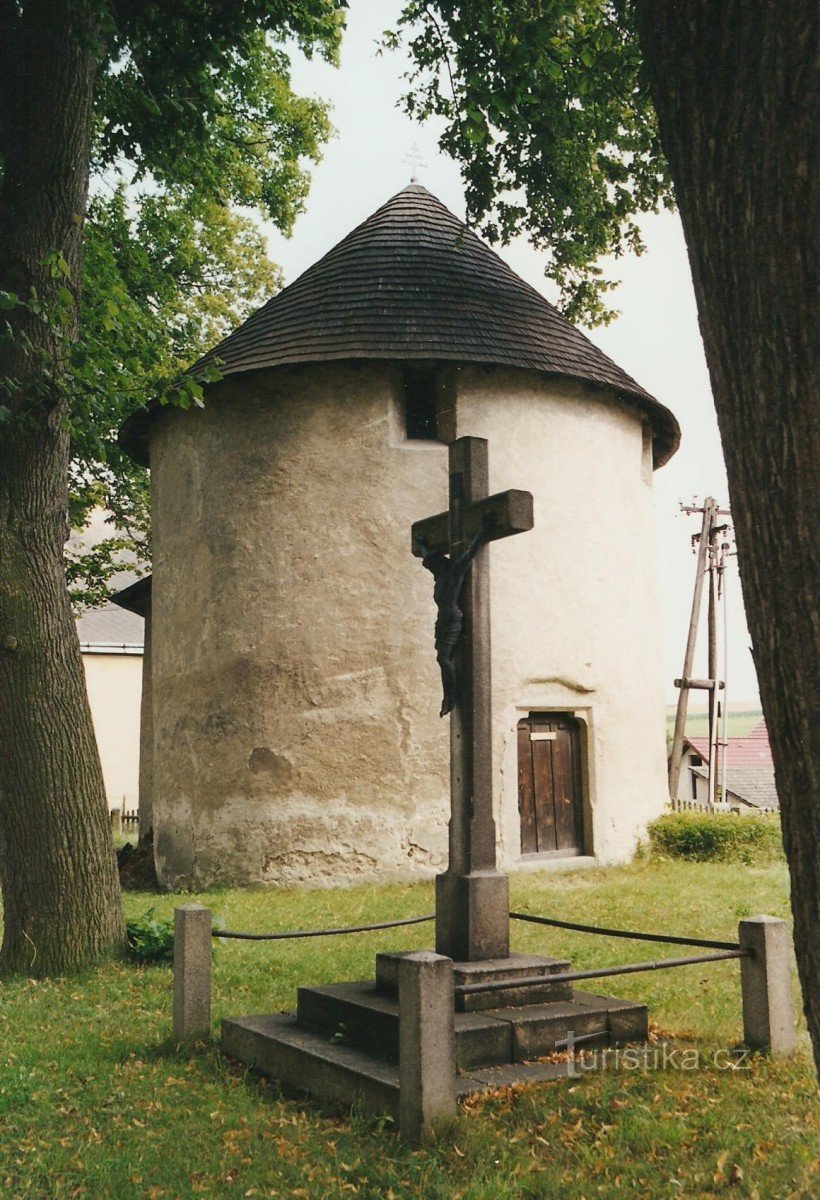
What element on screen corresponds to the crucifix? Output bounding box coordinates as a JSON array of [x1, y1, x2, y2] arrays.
[[412, 437, 534, 961]]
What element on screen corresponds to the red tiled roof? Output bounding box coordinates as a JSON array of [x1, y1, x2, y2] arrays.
[[686, 719, 772, 767]]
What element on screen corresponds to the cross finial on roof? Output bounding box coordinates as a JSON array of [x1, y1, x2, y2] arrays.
[[403, 141, 427, 182]]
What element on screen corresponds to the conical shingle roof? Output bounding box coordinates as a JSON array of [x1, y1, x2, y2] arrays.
[[121, 183, 679, 465]]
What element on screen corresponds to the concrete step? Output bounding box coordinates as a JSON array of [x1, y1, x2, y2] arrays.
[[296, 980, 647, 1069], [221, 989, 648, 1118], [222, 1012, 400, 1118], [297, 982, 399, 1062], [376, 951, 574, 1012], [221, 1013, 476, 1121], [488, 990, 648, 1062], [296, 980, 514, 1069]]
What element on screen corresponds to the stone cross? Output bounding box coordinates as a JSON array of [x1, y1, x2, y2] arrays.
[[412, 437, 533, 961]]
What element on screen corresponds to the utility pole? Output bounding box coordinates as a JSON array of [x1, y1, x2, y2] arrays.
[[707, 528, 719, 808], [719, 536, 732, 805], [668, 498, 731, 804]]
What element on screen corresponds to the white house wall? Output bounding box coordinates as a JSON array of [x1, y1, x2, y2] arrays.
[[82, 652, 142, 810]]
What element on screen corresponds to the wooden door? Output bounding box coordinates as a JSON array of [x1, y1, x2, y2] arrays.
[[517, 714, 584, 855]]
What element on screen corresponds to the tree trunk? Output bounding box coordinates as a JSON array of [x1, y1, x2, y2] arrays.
[[634, 0, 819, 1069], [0, 0, 124, 974]]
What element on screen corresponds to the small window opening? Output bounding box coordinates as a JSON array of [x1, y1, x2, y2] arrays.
[[404, 366, 439, 440]]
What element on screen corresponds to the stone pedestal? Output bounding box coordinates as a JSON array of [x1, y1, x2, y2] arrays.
[[221, 947, 649, 1126], [739, 916, 796, 1055], [435, 870, 510, 961], [173, 905, 212, 1041], [376, 949, 573, 1011]]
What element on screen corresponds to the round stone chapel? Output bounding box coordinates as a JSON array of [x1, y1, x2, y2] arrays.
[[119, 183, 680, 891]]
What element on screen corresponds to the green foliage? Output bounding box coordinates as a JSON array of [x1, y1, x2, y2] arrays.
[[64, 184, 284, 605], [1, 2, 346, 604], [647, 812, 784, 865], [95, 3, 343, 226], [124, 908, 175, 964], [394, 1, 674, 325], [124, 907, 227, 964]]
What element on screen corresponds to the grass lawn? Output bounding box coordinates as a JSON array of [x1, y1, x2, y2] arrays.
[[1, 860, 817, 1199]]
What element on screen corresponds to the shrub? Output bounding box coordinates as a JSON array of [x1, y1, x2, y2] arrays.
[[125, 908, 175, 964], [647, 812, 784, 864], [124, 909, 224, 964]]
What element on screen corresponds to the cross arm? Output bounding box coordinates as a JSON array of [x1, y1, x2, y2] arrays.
[[411, 489, 534, 557]]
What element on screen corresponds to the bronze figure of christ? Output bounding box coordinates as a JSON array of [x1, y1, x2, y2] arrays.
[[412, 439, 535, 723], [415, 525, 491, 717]]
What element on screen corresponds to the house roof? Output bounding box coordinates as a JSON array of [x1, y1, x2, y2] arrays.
[[76, 602, 144, 652], [119, 183, 680, 469], [685, 720, 778, 809], [110, 575, 152, 617], [691, 764, 778, 809], [685, 720, 773, 768]]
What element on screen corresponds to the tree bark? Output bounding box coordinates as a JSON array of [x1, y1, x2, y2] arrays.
[[0, 0, 124, 974], [634, 0, 819, 1069]]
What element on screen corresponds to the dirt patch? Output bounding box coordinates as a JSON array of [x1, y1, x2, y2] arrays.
[[118, 836, 160, 891]]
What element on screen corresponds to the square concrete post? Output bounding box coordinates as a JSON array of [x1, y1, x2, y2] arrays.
[[110, 807, 122, 837], [738, 916, 796, 1055], [173, 905, 212, 1041], [398, 951, 456, 1143]]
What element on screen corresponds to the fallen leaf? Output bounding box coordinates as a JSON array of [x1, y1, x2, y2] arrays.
[[713, 1150, 729, 1185]]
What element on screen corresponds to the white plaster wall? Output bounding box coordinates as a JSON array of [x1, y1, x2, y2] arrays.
[[676, 750, 703, 804], [453, 366, 669, 866], [138, 609, 153, 835], [149, 360, 669, 888], [150, 363, 451, 888], [82, 653, 142, 810]]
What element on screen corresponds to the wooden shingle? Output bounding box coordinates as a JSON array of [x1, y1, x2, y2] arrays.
[[120, 184, 679, 466]]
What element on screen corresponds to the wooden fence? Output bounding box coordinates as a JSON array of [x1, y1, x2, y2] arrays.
[[670, 799, 778, 816], [110, 806, 139, 835]]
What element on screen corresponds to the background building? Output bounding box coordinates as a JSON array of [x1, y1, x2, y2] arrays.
[[76, 601, 143, 813], [673, 720, 778, 812]]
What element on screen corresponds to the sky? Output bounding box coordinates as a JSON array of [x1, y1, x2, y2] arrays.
[[261, 1, 759, 707]]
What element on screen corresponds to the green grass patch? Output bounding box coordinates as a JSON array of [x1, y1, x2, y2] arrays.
[[648, 812, 784, 864], [665, 707, 763, 741], [1, 861, 815, 1199]]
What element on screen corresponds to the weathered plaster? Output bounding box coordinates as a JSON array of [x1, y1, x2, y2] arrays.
[[148, 360, 668, 888], [452, 366, 668, 866], [150, 363, 450, 888]]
